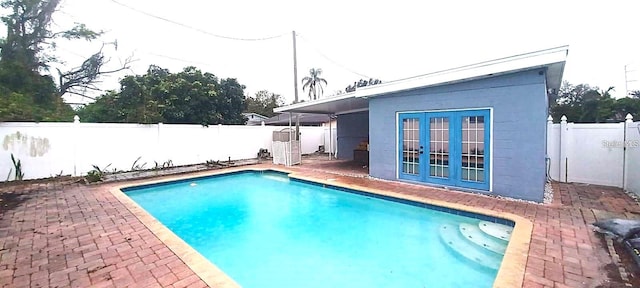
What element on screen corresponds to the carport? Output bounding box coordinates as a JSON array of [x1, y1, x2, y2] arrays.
[[273, 92, 370, 162]]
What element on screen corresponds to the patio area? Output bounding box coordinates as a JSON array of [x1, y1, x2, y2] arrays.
[[1, 159, 639, 287]]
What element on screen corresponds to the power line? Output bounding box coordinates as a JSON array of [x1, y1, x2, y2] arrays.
[[57, 45, 220, 72], [57, 46, 88, 59], [297, 33, 375, 80], [109, 0, 287, 41]]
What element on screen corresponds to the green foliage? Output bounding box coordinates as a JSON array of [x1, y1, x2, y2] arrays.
[[153, 160, 173, 170], [205, 159, 221, 168], [0, 0, 125, 122], [0, 0, 103, 71], [77, 65, 247, 125], [0, 60, 74, 121], [550, 82, 640, 123], [10, 153, 24, 180], [85, 163, 111, 183], [245, 90, 284, 118], [130, 156, 146, 171], [301, 68, 327, 101], [85, 170, 102, 183], [0, 85, 74, 121]]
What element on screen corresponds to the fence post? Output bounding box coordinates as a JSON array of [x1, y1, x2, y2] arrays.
[[624, 113, 633, 190], [157, 122, 163, 163], [73, 115, 80, 176], [559, 115, 568, 182], [218, 124, 223, 161], [546, 116, 554, 180]]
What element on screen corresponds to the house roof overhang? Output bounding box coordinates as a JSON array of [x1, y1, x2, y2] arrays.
[[274, 46, 568, 115]]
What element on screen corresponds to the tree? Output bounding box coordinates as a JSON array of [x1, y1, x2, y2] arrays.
[[613, 97, 640, 119], [245, 90, 284, 118], [550, 81, 640, 123], [0, 63, 74, 121], [301, 68, 327, 100], [0, 0, 131, 122], [57, 43, 133, 99], [77, 65, 247, 125], [630, 90, 640, 99]]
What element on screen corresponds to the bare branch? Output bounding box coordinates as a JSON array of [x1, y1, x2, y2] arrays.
[[58, 43, 135, 97]]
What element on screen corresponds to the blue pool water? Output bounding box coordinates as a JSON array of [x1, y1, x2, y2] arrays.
[[124, 171, 507, 287]]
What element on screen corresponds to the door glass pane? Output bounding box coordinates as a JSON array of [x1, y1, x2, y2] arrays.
[[462, 116, 484, 182], [402, 118, 420, 175], [429, 117, 449, 178]]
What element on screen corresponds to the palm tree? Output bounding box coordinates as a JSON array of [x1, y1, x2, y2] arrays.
[[301, 68, 328, 100]]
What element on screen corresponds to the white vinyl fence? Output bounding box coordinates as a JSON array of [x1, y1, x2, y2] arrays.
[[1, 119, 337, 181], [547, 114, 640, 195]]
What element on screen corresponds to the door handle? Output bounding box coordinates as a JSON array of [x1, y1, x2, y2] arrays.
[[419, 146, 424, 154]]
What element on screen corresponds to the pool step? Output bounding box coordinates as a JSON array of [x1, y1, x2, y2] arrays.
[[478, 221, 513, 241], [459, 223, 508, 255], [439, 224, 502, 270]]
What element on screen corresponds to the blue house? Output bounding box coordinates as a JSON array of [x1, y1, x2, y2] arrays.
[[275, 46, 568, 202]]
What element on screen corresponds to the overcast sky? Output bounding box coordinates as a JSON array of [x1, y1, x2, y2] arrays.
[[23, 0, 640, 104]]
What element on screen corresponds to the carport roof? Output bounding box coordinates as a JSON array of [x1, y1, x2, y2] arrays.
[[264, 113, 332, 125], [273, 92, 366, 115], [274, 46, 568, 115]]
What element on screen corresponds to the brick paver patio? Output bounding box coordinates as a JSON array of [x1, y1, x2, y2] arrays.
[[1, 161, 638, 287]]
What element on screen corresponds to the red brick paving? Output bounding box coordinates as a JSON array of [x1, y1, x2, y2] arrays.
[[0, 183, 207, 287], [1, 162, 638, 287]]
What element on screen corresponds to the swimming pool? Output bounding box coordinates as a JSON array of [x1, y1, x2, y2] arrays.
[[122, 170, 517, 287]]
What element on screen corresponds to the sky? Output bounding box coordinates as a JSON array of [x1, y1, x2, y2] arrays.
[[11, 0, 640, 105]]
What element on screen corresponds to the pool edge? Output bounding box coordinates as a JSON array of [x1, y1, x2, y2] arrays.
[[109, 167, 531, 288]]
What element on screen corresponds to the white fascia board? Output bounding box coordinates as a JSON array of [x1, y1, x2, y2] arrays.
[[355, 47, 568, 99], [274, 92, 357, 113]]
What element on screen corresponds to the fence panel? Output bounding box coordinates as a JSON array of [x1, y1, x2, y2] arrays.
[[1, 123, 76, 180], [565, 123, 624, 187], [0, 121, 331, 180], [626, 121, 640, 193], [547, 115, 639, 195]]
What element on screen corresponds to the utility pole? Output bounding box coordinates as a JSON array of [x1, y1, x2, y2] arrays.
[[625, 64, 629, 97], [625, 64, 637, 97], [292, 31, 299, 104], [292, 31, 300, 141]]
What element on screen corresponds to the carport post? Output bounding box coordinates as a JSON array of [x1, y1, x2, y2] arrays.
[[328, 114, 332, 160], [288, 112, 292, 166]]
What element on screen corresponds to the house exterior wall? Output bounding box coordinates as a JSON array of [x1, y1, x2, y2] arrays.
[[368, 69, 548, 202], [336, 111, 369, 160]]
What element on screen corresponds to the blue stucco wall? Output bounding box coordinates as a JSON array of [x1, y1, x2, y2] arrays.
[[368, 69, 548, 202], [337, 111, 369, 160]]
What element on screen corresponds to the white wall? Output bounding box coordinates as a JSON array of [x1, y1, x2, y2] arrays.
[[1, 122, 335, 180], [547, 115, 640, 195]]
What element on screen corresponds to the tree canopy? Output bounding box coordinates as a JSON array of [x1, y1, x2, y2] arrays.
[[77, 65, 247, 125], [0, 0, 130, 122], [550, 81, 640, 122], [244, 90, 283, 118]]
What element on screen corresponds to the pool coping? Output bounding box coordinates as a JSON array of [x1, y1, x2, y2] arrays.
[[109, 167, 532, 288]]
